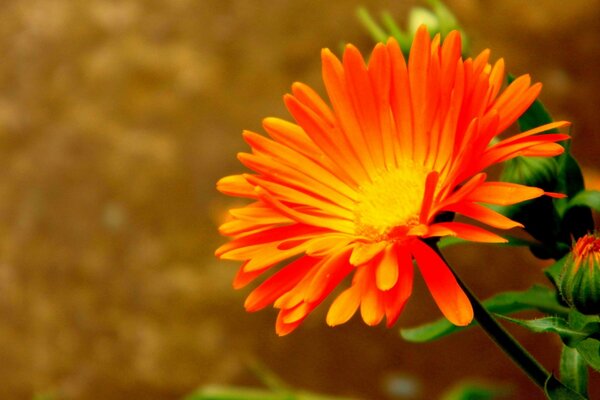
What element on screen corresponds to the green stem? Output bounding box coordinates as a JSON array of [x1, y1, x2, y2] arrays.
[[433, 246, 551, 389]]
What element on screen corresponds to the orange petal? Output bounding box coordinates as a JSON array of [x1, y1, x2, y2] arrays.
[[446, 202, 523, 229], [360, 273, 385, 326], [216, 175, 256, 198], [387, 37, 413, 161], [343, 44, 385, 170], [275, 306, 307, 336], [305, 247, 354, 303], [349, 241, 387, 266], [233, 262, 268, 289], [305, 235, 354, 257], [420, 171, 440, 223], [426, 222, 508, 243], [244, 256, 317, 312], [409, 25, 432, 164], [463, 181, 544, 206], [411, 240, 473, 326], [321, 48, 376, 175], [326, 286, 361, 326], [376, 243, 399, 291], [383, 243, 414, 327]]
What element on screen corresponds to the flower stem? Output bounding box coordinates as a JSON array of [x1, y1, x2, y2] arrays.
[[434, 246, 550, 389]]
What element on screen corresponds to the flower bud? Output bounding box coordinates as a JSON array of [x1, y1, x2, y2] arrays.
[[500, 156, 559, 191], [558, 234, 600, 315]]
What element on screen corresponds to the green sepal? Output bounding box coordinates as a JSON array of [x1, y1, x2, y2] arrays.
[[544, 375, 587, 400], [556, 149, 586, 203], [559, 345, 589, 397], [558, 191, 600, 243], [438, 234, 537, 249], [501, 76, 593, 257], [400, 285, 568, 342], [565, 190, 600, 213], [544, 256, 567, 289], [497, 315, 600, 348], [576, 338, 600, 372]]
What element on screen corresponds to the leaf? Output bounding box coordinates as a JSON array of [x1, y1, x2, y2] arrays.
[[400, 316, 461, 343], [560, 345, 588, 397], [184, 386, 291, 400], [576, 338, 600, 372], [381, 12, 410, 52], [441, 381, 509, 400], [544, 375, 587, 400], [246, 358, 290, 392], [401, 285, 568, 342], [565, 190, 600, 212], [355, 7, 388, 43], [498, 316, 599, 347], [185, 386, 356, 400]]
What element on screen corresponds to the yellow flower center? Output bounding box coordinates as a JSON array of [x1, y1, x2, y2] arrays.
[[354, 160, 430, 241]]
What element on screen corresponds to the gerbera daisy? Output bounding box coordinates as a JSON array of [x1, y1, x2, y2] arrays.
[[216, 26, 569, 335]]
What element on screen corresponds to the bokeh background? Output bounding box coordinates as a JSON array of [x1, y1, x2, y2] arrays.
[[0, 0, 599, 399]]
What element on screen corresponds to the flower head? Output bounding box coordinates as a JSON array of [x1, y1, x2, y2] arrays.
[[216, 26, 569, 335], [559, 233, 600, 315]]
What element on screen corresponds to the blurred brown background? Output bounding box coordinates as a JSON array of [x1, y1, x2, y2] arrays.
[[0, 0, 599, 399]]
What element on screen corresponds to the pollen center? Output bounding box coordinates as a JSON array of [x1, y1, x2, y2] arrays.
[[354, 160, 430, 241]]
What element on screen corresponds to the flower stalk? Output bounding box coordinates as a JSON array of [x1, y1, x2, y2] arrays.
[[432, 245, 551, 389]]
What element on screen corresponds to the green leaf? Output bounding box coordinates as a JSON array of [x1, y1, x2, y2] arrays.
[[401, 285, 568, 342], [184, 386, 356, 400], [498, 316, 600, 347], [356, 7, 388, 43], [560, 345, 589, 397], [184, 386, 291, 400], [576, 338, 600, 372], [400, 316, 461, 343], [246, 359, 290, 392], [566, 190, 600, 212], [440, 381, 509, 400], [381, 12, 410, 52], [544, 375, 587, 400], [568, 310, 600, 331]]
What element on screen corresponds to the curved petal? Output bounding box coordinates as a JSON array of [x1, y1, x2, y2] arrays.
[[326, 285, 361, 326], [383, 243, 414, 326], [376, 243, 399, 291], [411, 240, 473, 326], [425, 222, 508, 243], [245, 256, 318, 312]]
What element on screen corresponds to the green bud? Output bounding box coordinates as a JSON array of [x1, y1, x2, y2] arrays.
[[500, 156, 559, 191], [558, 234, 600, 315]]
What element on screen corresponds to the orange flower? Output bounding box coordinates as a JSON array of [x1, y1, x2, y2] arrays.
[[216, 26, 569, 335]]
